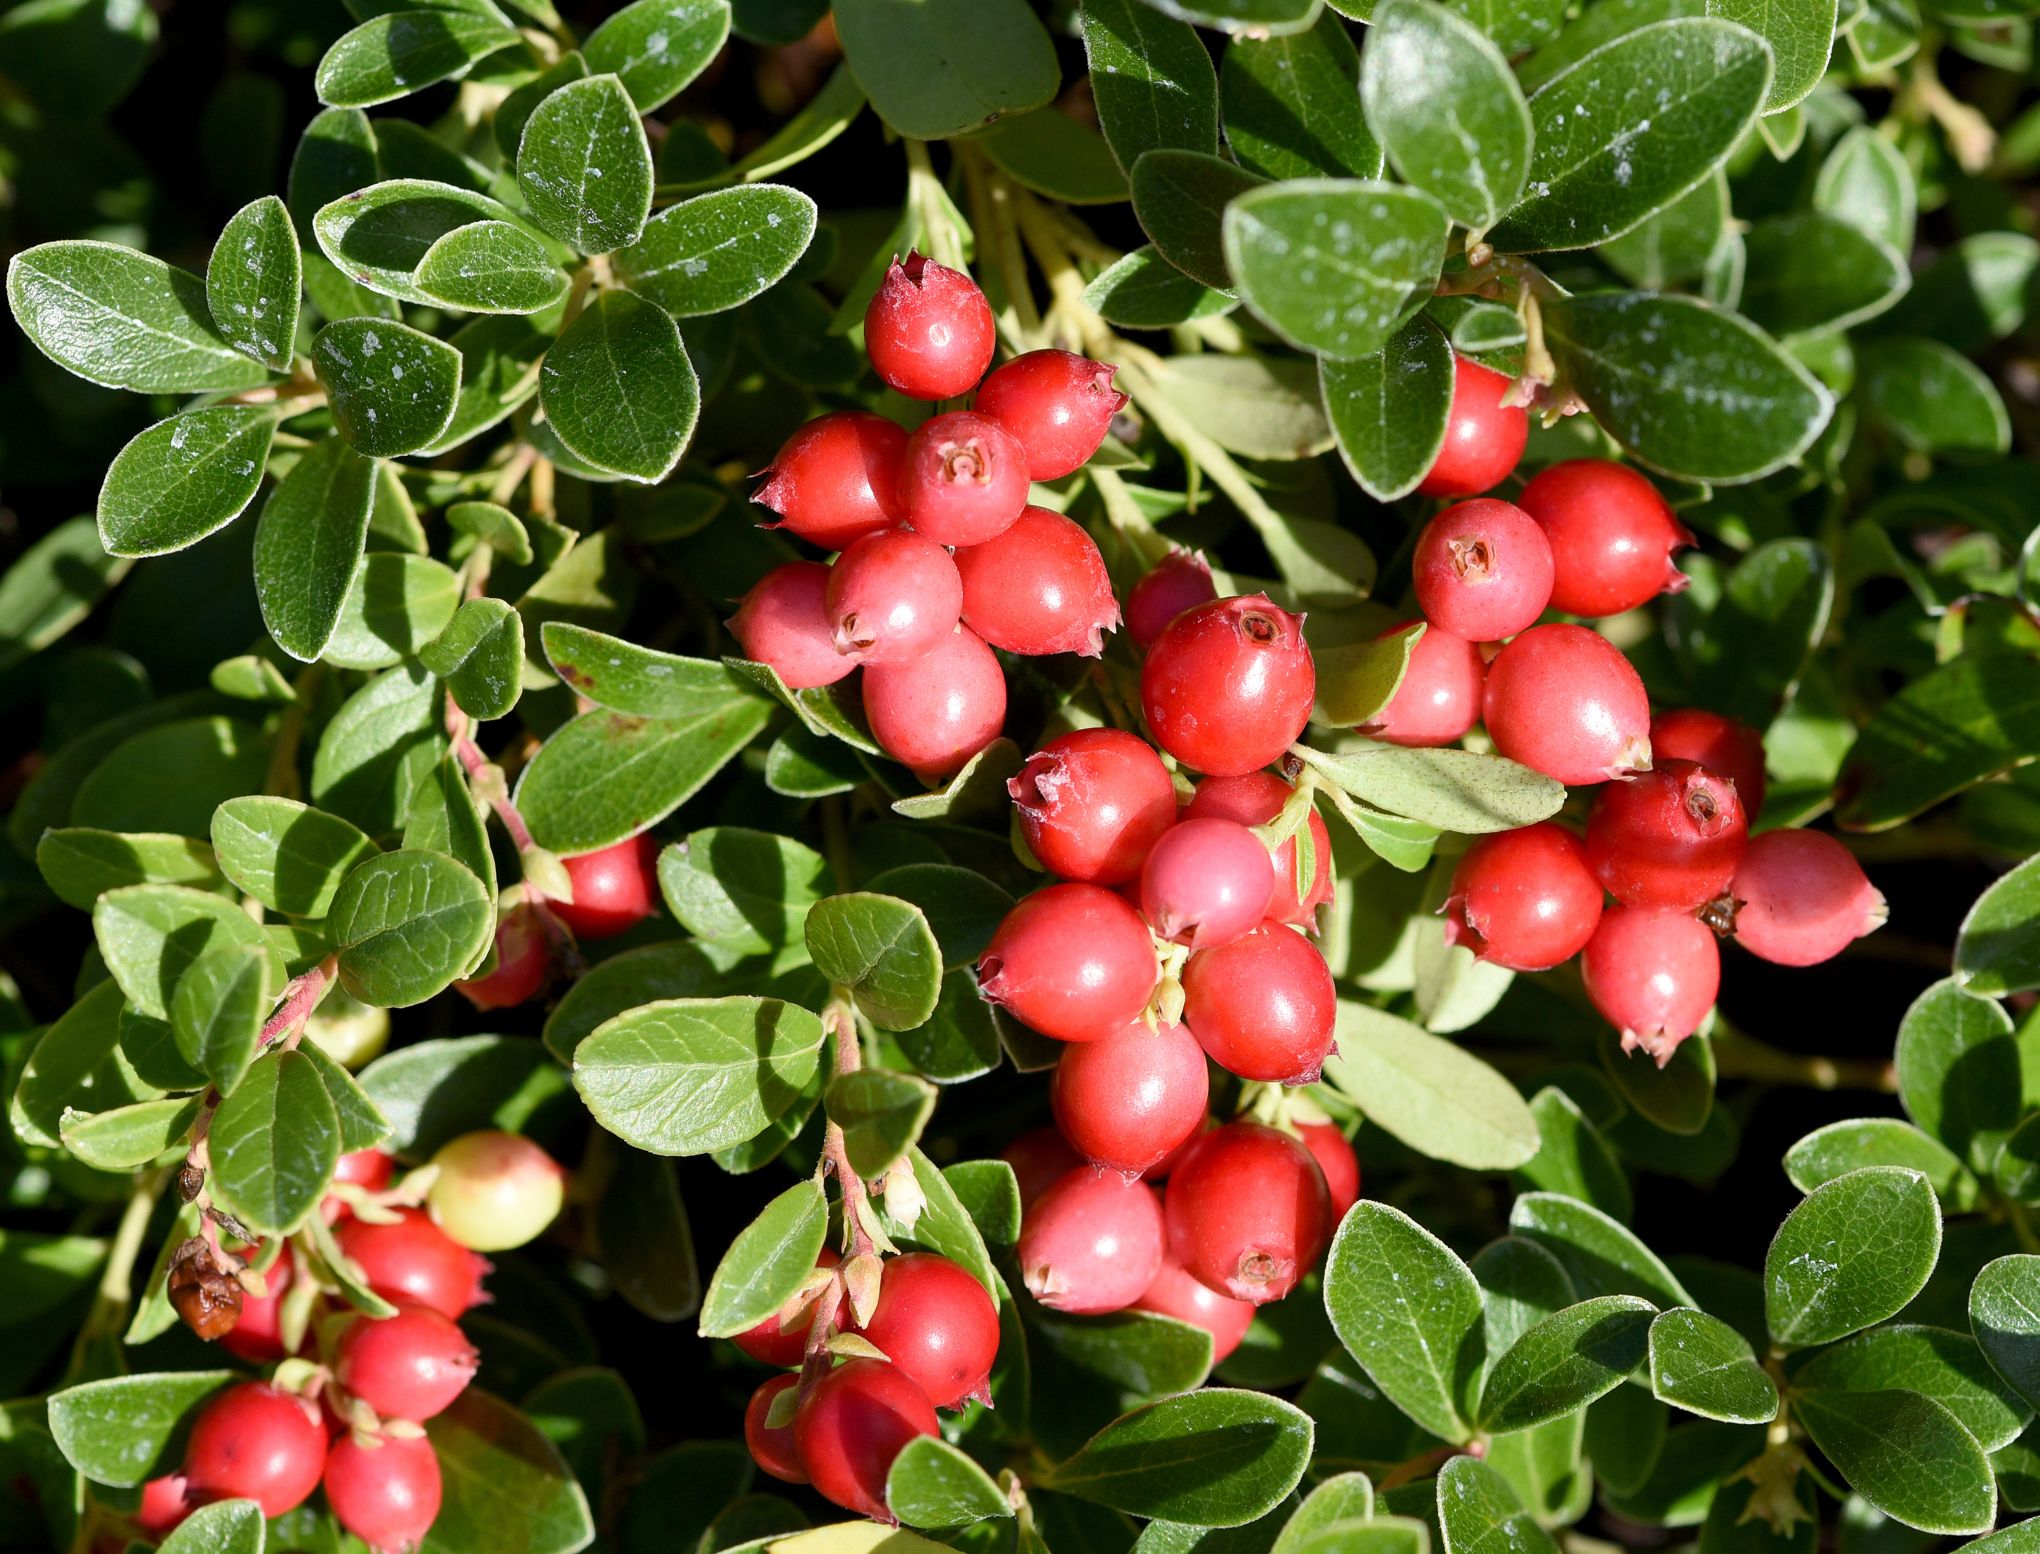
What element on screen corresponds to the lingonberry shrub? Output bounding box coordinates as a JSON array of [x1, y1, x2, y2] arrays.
[[1133, 1250, 1258, 1362], [426, 1129, 567, 1252], [1125, 550, 1219, 648], [853, 1253, 1000, 1408], [1416, 357, 1529, 497], [732, 1247, 843, 1367], [864, 252, 998, 401], [1443, 823, 1605, 972], [180, 1383, 326, 1518], [1728, 830, 1888, 966], [1141, 595, 1316, 776], [1010, 727, 1178, 885], [1140, 817, 1276, 948], [324, 1430, 444, 1554], [1359, 622, 1487, 748], [550, 834, 660, 940], [898, 410, 1032, 547], [1051, 1019, 1210, 1174], [1483, 624, 1654, 784], [954, 505, 1120, 657], [979, 883, 1161, 1042], [332, 1209, 489, 1321], [794, 1358, 941, 1521], [219, 1240, 296, 1362], [1411, 499, 1556, 642], [1164, 1123, 1333, 1305], [1585, 759, 1749, 909], [453, 903, 551, 1011], [1652, 707, 1769, 817], [825, 528, 964, 665], [745, 1375, 808, 1484], [860, 624, 1008, 781], [976, 349, 1128, 479], [334, 1302, 480, 1421], [1182, 924, 1338, 1083], [752, 411, 908, 552], [729, 562, 859, 690], [1184, 772, 1336, 926], [1517, 459, 1696, 617], [1581, 906, 1724, 1063], [1019, 1168, 1167, 1314]]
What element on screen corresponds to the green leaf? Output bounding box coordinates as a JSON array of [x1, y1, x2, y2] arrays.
[[572, 996, 827, 1155], [1793, 1389, 1995, 1536], [290, 105, 379, 228], [1145, 352, 1333, 459], [62, 1094, 203, 1171], [330, 849, 494, 1007], [1143, 0, 1324, 28], [1600, 171, 1729, 290], [0, 515, 129, 674], [1838, 651, 2040, 830], [8, 240, 272, 393], [978, 108, 1131, 205], [805, 892, 943, 1032], [358, 1034, 563, 1155], [313, 316, 463, 458], [93, 883, 273, 1021], [1956, 855, 2040, 997], [1314, 625, 1425, 728], [1435, 1454, 1560, 1554], [516, 75, 653, 254], [1764, 1166, 1941, 1348], [1478, 1295, 1654, 1433], [34, 829, 222, 911], [1321, 318, 1454, 502], [882, 1145, 998, 1297], [1706, 0, 1835, 110], [615, 185, 818, 317], [1970, 1255, 2040, 1412], [1792, 1325, 2029, 1451], [47, 1370, 233, 1487], [10, 981, 126, 1149], [1293, 744, 1566, 834], [1666, 539, 1833, 728], [421, 597, 524, 721], [697, 1177, 828, 1337], [425, 1389, 597, 1554], [170, 942, 270, 1094], [315, 9, 520, 109], [1083, 0, 1219, 176], [1895, 977, 2019, 1174], [253, 436, 378, 662], [448, 500, 532, 562], [210, 1048, 342, 1235], [1813, 125, 1916, 253], [1509, 1192, 1695, 1308], [594, 1145, 700, 1322], [657, 827, 827, 954], [415, 220, 571, 313], [584, 0, 730, 110], [538, 288, 698, 482], [325, 554, 462, 669], [96, 407, 277, 559], [206, 195, 301, 371], [1739, 214, 1907, 336], [1086, 246, 1237, 328], [1045, 1389, 1314, 1527], [1322, 1001, 1541, 1170], [298, 1039, 393, 1154], [833, 0, 1058, 141], [1785, 1118, 1971, 1203], [1132, 149, 1264, 292], [1222, 15, 1379, 181], [1859, 338, 2011, 456], [404, 758, 496, 909], [309, 662, 443, 835], [160, 1499, 263, 1554], [827, 1068, 939, 1178], [314, 179, 530, 306], [1647, 1308, 1778, 1424], [211, 797, 378, 920], [1516, 1087, 1633, 1223], [889, 1435, 1014, 1529], [71, 717, 269, 839]]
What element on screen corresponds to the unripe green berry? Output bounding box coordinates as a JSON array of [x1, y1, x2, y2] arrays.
[[427, 1130, 566, 1253]]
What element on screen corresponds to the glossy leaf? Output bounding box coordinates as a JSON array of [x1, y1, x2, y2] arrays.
[[584, 0, 730, 110], [316, 9, 520, 109], [804, 892, 943, 1032], [1045, 1389, 1314, 1527], [518, 74, 654, 254], [1223, 15, 1380, 181], [1436, 1454, 1560, 1554], [833, 0, 1059, 142], [697, 1177, 828, 1337], [1648, 1308, 1778, 1424], [1707, 0, 1835, 110], [313, 316, 462, 458], [97, 407, 277, 559], [615, 184, 818, 317], [1793, 1389, 1995, 1535], [421, 596, 523, 721], [1133, 149, 1264, 292], [35, 829, 222, 911], [415, 220, 570, 314], [169, 942, 269, 1094], [47, 1371, 233, 1487], [889, 1435, 1013, 1529], [538, 288, 698, 482], [253, 435, 378, 662], [1321, 1002, 1541, 1170], [1320, 317, 1454, 502], [827, 1068, 939, 1179], [1509, 1192, 1695, 1308], [1083, 0, 1220, 174], [1764, 1166, 1941, 1348], [329, 849, 494, 1007], [206, 195, 301, 370], [1793, 1325, 2029, 1451], [209, 1049, 342, 1235], [1478, 1295, 1653, 1433]]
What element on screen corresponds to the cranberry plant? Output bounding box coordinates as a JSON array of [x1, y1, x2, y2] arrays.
[[0, 0, 2037, 1551]]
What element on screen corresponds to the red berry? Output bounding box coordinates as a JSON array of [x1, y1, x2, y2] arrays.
[[1581, 906, 1721, 1064], [1482, 624, 1652, 786], [323, 1429, 442, 1554], [1443, 823, 1604, 972], [333, 1207, 489, 1321], [1652, 708, 1767, 818], [1009, 728, 1177, 886], [1002, 1127, 1082, 1209], [955, 505, 1119, 657], [1184, 772, 1335, 928], [427, 1130, 566, 1253], [899, 411, 1030, 547], [1728, 830, 1886, 967], [855, 1253, 1000, 1409], [752, 411, 908, 552], [1586, 760, 1747, 910], [1141, 818, 1274, 949], [825, 529, 963, 665], [453, 903, 549, 1011], [1417, 357, 1528, 499], [1412, 499, 1554, 643], [1297, 1121, 1362, 1220], [864, 252, 997, 401], [794, 1358, 939, 1523], [335, 1302, 478, 1423], [862, 625, 1007, 784], [1051, 1020, 1210, 1175], [1142, 1114, 1215, 1182], [728, 562, 857, 691], [1126, 550, 1218, 649], [1517, 459, 1694, 618], [220, 1242, 295, 1363], [181, 1383, 325, 1519], [1018, 1169, 1165, 1314], [1164, 1122, 1331, 1305], [733, 1247, 842, 1368], [975, 349, 1127, 479], [978, 884, 1159, 1043], [1132, 1250, 1256, 1363], [551, 834, 659, 940], [1141, 595, 1315, 777], [137, 1474, 192, 1536], [334, 1148, 395, 1194], [745, 1374, 807, 1484], [1359, 621, 1486, 749], [1181, 924, 1336, 1083]]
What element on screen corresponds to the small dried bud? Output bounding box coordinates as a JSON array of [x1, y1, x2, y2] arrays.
[[177, 1162, 206, 1203], [167, 1238, 241, 1341]]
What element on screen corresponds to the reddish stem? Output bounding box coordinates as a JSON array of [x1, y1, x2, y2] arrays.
[[449, 724, 538, 855], [260, 956, 337, 1052]]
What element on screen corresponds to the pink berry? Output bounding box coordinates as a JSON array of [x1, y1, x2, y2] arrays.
[[854, 1253, 1000, 1410], [1181, 924, 1336, 1083], [1443, 823, 1604, 972], [453, 903, 549, 1011], [181, 1383, 325, 1519], [899, 411, 1031, 547], [1728, 830, 1886, 967], [1359, 621, 1486, 748], [220, 1241, 295, 1362], [137, 1475, 193, 1536], [1018, 1169, 1166, 1314], [1412, 499, 1554, 642], [551, 834, 659, 940], [323, 1429, 442, 1554], [1184, 772, 1335, 928], [1164, 1122, 1331, 1305], [335, 1302, 479, 1423], [975, 349, 1128, 479], [1652, 708, 1767, 818], [1141, 817, 1275, 949], [1586, 760, 1747, 910], [1132, 1250, 1256, 1363], [732, 1247, 842, 1368], [955, 505, 1119, 657], [1009, 728, 1178, 886], [1143, 1114, 1215, 1183], [1418, 357, 1528, 498], [745, 1374, 807, 1484], [978, 883, 1159, 1043], [1483, 624, 1652, 785], [1051, 1020, 1210, 1175], [1141, 595, 1315, 777], [864, 251, 997, 401], [1581, 906, 1721, 1065], [795, 1358, 939, 1523], [862, 626, 1007, 784], [1003, 1126, 1083, 1209], [1126, 550, 1218, 649], [332, 1207, 489, 1321], [824, 529, 963, 665], [728, 562, 857, 690], [1296, 1121, 1361, 1220], [1517, 459, 1695, 618], [752, 411, 908, 552]]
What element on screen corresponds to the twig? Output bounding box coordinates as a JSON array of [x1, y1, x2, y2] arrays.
[[259, 956, 339, 1052]]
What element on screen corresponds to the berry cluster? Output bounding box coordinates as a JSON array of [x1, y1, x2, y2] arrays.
[[729, 252, 1128, 782], [143, 1131, 564, 1551], [456, 833, 663, 1011]]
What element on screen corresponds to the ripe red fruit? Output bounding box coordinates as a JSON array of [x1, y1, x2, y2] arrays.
[[221, 1242, 295, 1362], [1164, 1122, 1332, 1305], [1184, 772, 1335, 928], [1142, 595, 1315, 777], [1018, 1169, 1166, 1314], [1141, 818, 1275, 949], [181, 1383, 325, 1518], [1143, 1114, 1215, 1182], [745, 1374, 807, 1484], [1581, 906, 1721, 1064], [955, 506, 1119, 657], [825, 529, 964, 665], [1728, 830, 1887, 967], [1417, 357, 1528, 499], [454, 903, 549, 1011], [1126, 550, 1218, 649], [1051, 1020, 1210, 1175], [864, 251, 997, 401], [899, 411, 1030, 547], [862, 625, 1007, 784], [794, 1358, 940, 1522], [1181, 924, 1337, 1083], [1483, 624, 1652, 785], [752, 411, 908, 552], [333, 1207, 488, 1321], [551, 834, 659, 940], [975, 349, 1127, 479], [1133, 1250, 1256, 1363], [1517, 459, 1695, 618], [855, 1253, 1000, 1409], [323, 1429, 442, 1554], [1359, 621, 1486, 748], [335, 1302, 479, 1422], [1586, 760, 1748, 910], [1009, 728, 1177, 886], [979, 883, 1159, 1042], [1412, 499, 1554, 643], [728, 562, 857, 691], [137, 1474, 192, 1536], [427, 1130, 565, 1253], [1297, 1121, 1361, 1220], [1443, 823, 1604, 972], [1002, 1127, 1082, 1208], [733, 1247, 842, 1367], [335, 1148, 395, 1194], [1652, 708, 1767, 818]]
